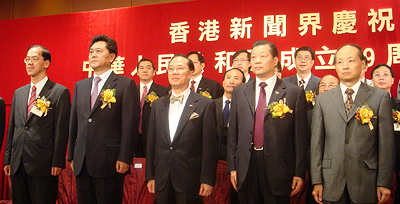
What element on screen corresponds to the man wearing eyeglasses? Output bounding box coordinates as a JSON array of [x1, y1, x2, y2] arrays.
[[4, 45, 71, 204], [187, 51, 223, 99], [232, 49, 254, 83], [146, 54, 218, 204], [318, 75, 339, 94]]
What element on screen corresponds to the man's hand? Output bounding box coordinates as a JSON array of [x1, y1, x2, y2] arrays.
[[147, 180, 155, 193], [377, 186, 391, 204], [116, 161, 129, 174], [199, 183, 213, 197], [70, 160, 74, 173], [312, 184, 323, 204], [230, 171, 238, 191], [3, 165, 10, 176], [51, 167, 63, 176], [290, 176, 303, 196]]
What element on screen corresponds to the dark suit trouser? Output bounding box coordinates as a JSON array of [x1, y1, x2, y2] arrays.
[[323, 185, 374, 204], [238, 149, 290, 204], [155, 174, 202, 204], [10, 160, 58, 204], [76, 161, 124, 204]]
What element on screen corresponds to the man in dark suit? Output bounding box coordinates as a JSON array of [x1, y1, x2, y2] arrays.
[[146, 54, 218, 204], [370, 63, 400, 203], [68, 35, 139, 204], [227, 40, 308, 204], [4, 45, 71, 204], [311, 44, 394, 204], [232, 49, 254, 83], [215, 68, 245, 161], [136, 58, 168, 157], [187, 51, 223, 98]]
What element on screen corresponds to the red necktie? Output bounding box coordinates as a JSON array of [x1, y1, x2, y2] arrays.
[[253, 82, 267, 149], [190, 81, 196, 92], [27, 86, 37, 118], [139, 86, 148, 134]]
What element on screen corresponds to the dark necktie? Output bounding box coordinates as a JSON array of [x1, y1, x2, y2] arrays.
[[91, 77, 101, 110], [223, 100, 230, 126], [299, 79, 305, 89], [345, 88, 354, 117], [190, 81, 196, 92], [139, 86, 148, 134], [27, 85, 37, 118], [253, 82, 267, 149]]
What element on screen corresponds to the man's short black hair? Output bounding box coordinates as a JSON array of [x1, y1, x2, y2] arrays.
[[275, 61, 282, 73], [28, 45, 51, 63], [333, 43, 364, 65], [252, 40, 279, 59], [294, 46, 315, 60], [90, 35, 118, 62], [186, 51, 205, 64], [371, 63, 395, 78], [223, 68, 246, 83], [137, 58, 155, 71], [170, 54, 195, 71]]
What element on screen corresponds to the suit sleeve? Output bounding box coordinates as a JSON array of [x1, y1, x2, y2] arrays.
[[293, 88, 308, 179], [51, 88, 71, 168], [377, 92, 395, 188], [4, 92, 17, 165], [67, 83, 78, 162], [310, 95, 325, 185], [145, 101, 156, 181], [118, 79, 139, 164], [200, 100, 218, 186], [227, 89, 238, 173], [0, 98, 5, 149]]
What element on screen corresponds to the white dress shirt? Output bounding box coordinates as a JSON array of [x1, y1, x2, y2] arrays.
[[28, 76, 48, 104], [91, 69, 113, 96], [168, 87, 191, 142], [255, 75, 277, 108]]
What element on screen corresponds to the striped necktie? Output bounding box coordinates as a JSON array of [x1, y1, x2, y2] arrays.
[[27, 86, 37, 118]]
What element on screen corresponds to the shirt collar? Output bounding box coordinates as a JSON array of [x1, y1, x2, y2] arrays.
[[192, 74, 203, 84], [140, 80, 153, 90], [31, 76, 48, 95], [93, 69, 113, 83], [255, 74, 277, 88], [340, 80, 361, 97], [297, 73, 312, 85]]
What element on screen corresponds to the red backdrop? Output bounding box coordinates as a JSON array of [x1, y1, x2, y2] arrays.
[[0, 0, 399, 200]]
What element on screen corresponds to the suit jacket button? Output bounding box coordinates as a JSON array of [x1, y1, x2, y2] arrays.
[[88, 118, 92, 123], [25, 126, 28, 130], [345, 140, 349, 144]]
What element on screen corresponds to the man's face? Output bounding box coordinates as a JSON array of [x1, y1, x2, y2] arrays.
[[137, 61, 155, 82], [232, 52, 250, 75], [251, 45, 278, 79], [89, 41, 115, 71], [25, 47, 49, 77], [168, 57, 193, 89], [371, 66, 394, 92], [223, 69, 244, 94], [335, 46, 365, 84], [319, 76, 339, 94], [295, 50, 314, 73], [188, 54, 204, 78]]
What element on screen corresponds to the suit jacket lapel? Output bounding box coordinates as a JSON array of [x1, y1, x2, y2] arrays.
[[329, 86, 348, 122], [197, 78, 207, 93], [21, 85, 30, 123], [244, 80, 256, 115], [289, 75, 298, 86], [172, 91, 197, 144], [267, 79, 287, 116], [90, 72, 117, 115], [348, 83, 371, 121], [215, 98, 224, 129], [161, 94, 171, 144], [306, 74, 318, 91]]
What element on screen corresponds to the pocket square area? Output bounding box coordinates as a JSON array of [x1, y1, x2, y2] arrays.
[[189, 112, 200, 120]]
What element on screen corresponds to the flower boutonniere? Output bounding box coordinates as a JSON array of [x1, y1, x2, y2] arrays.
[[200, 90, 212, 99], [392, 109, 400, 125], [144, 91, 159, 107], [35, 96, 51, 117], [355, 103, 377, 130], [267, 98, 293, 119], [100, 86, 116, 109], [305, 90, 315, 105]]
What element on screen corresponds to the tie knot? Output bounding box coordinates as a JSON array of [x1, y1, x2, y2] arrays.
[[170, 94, 184, 104], [191, 81, 196, 85], [32, 86, 36, 91], [259, 82, 267, 89], [94, 76, 101, 84], [225, 100, 230, 105], [143, 85, 148, 91], [345, 88, 354, 95]]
